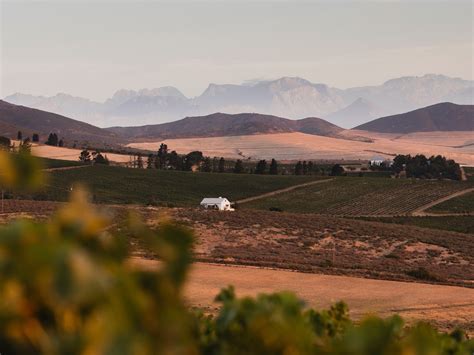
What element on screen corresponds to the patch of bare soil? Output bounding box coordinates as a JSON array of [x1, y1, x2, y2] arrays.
[[130, 257, 474, 336]]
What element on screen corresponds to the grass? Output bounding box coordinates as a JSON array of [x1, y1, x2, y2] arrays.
[[465, 167, 474, 181], [38, 157, 85, 169], [354, 216, 474, 235], [427, 191, 474, 214], [28, 165, 320, 206], [244, 177, 473, 216]]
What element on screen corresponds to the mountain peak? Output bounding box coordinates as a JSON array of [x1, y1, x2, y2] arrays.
[[356, 102, 474, 133]]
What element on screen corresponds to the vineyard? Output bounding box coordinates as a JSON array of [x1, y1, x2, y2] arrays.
[[325, 181, 473, 216], [427, 191, 474, 215], [14, 165, 319, 206], [245, 177, 474, 216]]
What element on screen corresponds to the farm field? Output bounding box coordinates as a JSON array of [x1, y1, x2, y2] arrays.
[[1, 199, 473, 334], [426, 191, 474, 214], [1, 200, 472, 287], [244, 177, 474, 216], [129, 208, 474, 287], [128, 131, 474, 165], [22, 165, 320, 205], [132, 258, 474, 335], [31, 144, 132, 163]]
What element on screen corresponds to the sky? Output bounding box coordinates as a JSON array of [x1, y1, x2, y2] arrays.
[[1, 0, 473, 101]]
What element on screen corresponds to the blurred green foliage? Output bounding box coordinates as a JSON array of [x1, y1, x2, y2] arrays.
[[0, 151, 473, 354]]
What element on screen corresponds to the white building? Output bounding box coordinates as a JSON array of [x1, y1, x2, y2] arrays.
[[370, 156, 393, 167], [200, 197, 234, 211]]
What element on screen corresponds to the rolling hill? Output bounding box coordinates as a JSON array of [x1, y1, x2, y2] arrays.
[[107, 112, 343, 140], [0, 100, 121, 146], [355, 103, 474, 133]]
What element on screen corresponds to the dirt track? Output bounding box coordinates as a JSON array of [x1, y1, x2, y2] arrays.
[[130, 258, 474, 334], [412, 187, 474, 216], [42, 165, 91, 172]]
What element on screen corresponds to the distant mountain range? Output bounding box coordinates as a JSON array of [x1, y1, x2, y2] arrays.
[[5, 74, 473, 128], [107, 113, 343, 140], [356, 103, 474, 134]]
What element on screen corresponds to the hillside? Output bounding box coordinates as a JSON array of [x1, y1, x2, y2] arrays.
[[0, 100, 122, 146], [355, 103, 474, 133], [107, 112, 343, 139]]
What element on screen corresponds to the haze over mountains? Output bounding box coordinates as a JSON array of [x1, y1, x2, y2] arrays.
[[5, 74, 473, 128]]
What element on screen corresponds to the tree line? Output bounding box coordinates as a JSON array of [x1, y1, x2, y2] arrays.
[[127, 144, 345, 176]]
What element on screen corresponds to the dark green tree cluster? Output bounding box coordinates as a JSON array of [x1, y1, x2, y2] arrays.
[[45, 133, 63, 147], [233, 159, 244, 174], [331, 164, 345, 176], [79, 149, 109, 165], [255, 160, 267, 174], [295, 161, 319, 175], [392, 154, 462, 180]]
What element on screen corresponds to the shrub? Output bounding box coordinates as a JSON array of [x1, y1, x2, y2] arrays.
[[269, 206, 283, 212], [406, 267, 440, 282]]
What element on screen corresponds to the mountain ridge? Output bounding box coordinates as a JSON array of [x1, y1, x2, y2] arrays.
[[106, 112, 343, 140], [5, 74, 473, 128], [355, 102, 474, 133], [0, 100, 121, 146]]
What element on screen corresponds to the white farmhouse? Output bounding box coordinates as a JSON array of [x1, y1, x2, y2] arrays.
[[200, 197, 234, 211], [370, 156, 393, 167]]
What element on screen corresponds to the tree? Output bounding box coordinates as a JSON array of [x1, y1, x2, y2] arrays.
[[269, 159, 278, 175], [156, 143, 168, 169], [32, 133, 39, 143], [294, 161, 303, 175], [137, 155, 144, 169], [0, 136, 11, 150], [255, 160, 267, 174], [168, 151, 181, 170], [17, 131, 22, 140], [93, 152, 109, 165], [201, 157, 212, 172], [58, 139, 64, 147], [146, 154, 154, 169], [79, 149, 91, 163], [19, 138, 31, 154], [307, 161, 314, 175], [233, 159, 244, 174], [184, 151, 204, 171], [46, 133, 59, 146], [302, 161, 308, 175], [393, 154, 462, 180], [218, 157, 226, 173], [331, 164, 345, 176]]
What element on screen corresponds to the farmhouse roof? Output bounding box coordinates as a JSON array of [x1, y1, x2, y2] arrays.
[[200, 197, 228, 204]]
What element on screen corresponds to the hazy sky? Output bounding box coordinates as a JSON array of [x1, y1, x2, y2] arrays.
[[1, 0, 473, 101]]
